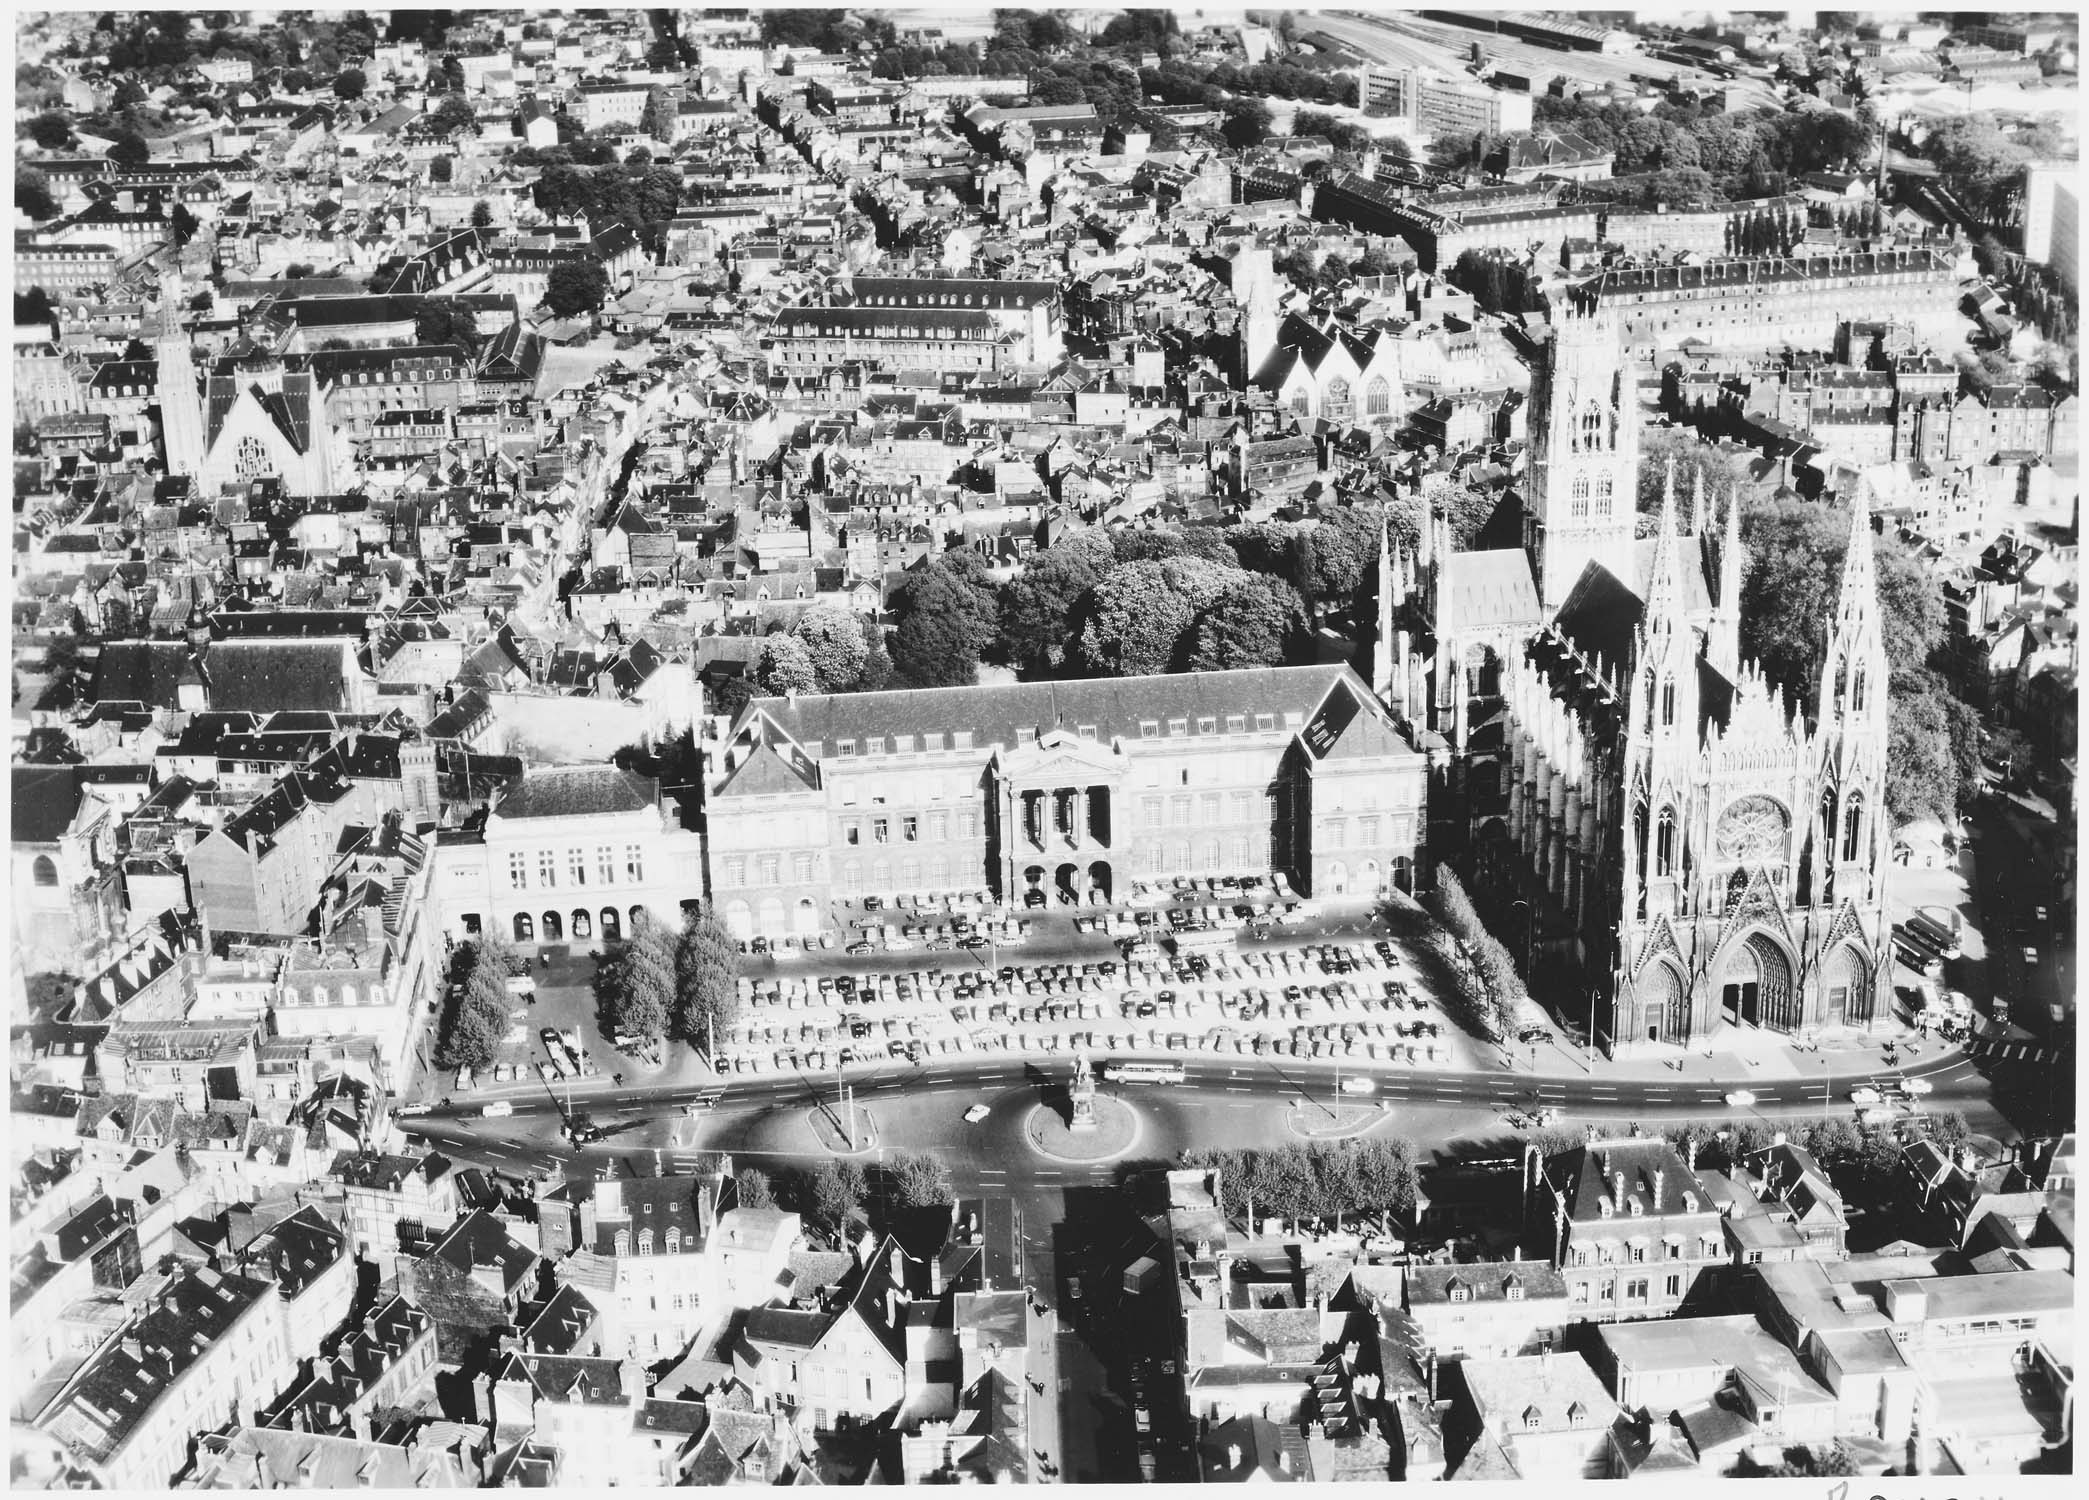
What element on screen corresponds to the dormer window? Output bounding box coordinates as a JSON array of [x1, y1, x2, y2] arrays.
[[1504, 1279, 1525, 1302], [1140, 720, 1159, 739], [1523, 1407, 1543, 1431], [836, 739, 856, 757], [1446, 1280, 1469, 1303]]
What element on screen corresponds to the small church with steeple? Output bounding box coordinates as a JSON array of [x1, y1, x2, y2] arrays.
[[154, 272, 337, 497], [1377, 302, 1892, 1053]]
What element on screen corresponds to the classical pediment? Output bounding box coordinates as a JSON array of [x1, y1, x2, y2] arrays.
[[997, 728, 1124, 781]]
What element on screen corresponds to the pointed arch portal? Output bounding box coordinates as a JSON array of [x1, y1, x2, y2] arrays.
[[1719, 932, 1795, 1032]]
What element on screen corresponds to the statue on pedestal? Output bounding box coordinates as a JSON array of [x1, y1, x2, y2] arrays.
[[1069, 1048, 1098, 1133]]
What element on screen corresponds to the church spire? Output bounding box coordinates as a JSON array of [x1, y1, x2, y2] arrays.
[[1818, 491, 1888, 732], [1710, 487, 1744, 679], [1644, 458, 1685, 628]]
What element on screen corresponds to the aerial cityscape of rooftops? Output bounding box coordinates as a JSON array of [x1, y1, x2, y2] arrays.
[[7, 3, 2080, 1489]]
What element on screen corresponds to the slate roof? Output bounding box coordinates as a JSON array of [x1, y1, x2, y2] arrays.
[[493, 765, 660, 821], [11, 765, 93, 844], [87, 641, 200, 708], [745, 663, 1373, 754], [204, 638, 357, 713]]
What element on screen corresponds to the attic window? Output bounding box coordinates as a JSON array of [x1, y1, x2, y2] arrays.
[[1255, 714, 1276, 732], [1166, 718, 1187, 736], [892, 735, 914, 753], [1078, 724, 1097, 740], [836, 739, 856, 757], [1140, 720, 1159, 739], [953, 731, 973, 750], [1197, 717, 1216, 734], [864, 737, 885, 756], [1227, 715, 1246, 733], [922, 732, 943, 751], [1447, 1282, 1470, 1304]]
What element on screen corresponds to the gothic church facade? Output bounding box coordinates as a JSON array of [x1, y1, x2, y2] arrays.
[[1378, 304, 1892, 1054]]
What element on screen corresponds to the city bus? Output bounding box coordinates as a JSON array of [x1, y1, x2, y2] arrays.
[[1104, 1060, 1187, 1085]]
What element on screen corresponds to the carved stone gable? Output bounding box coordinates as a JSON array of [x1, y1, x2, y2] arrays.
[[1823, 899, 1863, 954], [1637, 918, 1681, 975]]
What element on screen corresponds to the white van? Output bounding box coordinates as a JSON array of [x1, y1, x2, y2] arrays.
[[482, 1100, 514, 1119]]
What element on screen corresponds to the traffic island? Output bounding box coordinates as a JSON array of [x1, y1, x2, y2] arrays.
[[1022, 1098, 1139, 1163], [1286, 1101, 1387, 1139], [807, 1103, 879, 1156]]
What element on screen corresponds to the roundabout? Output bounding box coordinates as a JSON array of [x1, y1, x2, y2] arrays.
[[1021, 1096, 1141, 1163]]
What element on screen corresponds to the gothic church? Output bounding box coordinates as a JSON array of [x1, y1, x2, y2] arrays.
[[1377, 304, 1892, 1053]]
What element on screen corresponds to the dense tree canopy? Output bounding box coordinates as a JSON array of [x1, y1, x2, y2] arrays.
[[754, 633, 817, 697], [792, 604, 870, 694], [543, 258, 610, 317], [1183, 573, 1310, 672], [673, 903, 740, 1052], [889, 553, 998, 688], [994, 530, 1114, 673]]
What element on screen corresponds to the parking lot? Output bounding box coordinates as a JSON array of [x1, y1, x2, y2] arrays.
[[720, 876, 1485, 1080]]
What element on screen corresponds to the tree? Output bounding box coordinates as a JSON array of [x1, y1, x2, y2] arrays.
[[430, 92, 476, 137], [641, 86, 676, 143], [754, 633, 817, 697], [415, 298, 481, 351], [734, 1167, 774, 1209], [1302, 506, 1384, 613], [1184, 573, 1309, 671], [14, 288, 56, 327], [16, 169, 58, 221], [1077, 558, 1219, 677], [994, 530, 1114, 673], [673, 903, 740, 1054], [543, 257, 609, 317], [333, 67, 366, 100], [430, 154, 454, 183], [106, 131, 151, 166], [187, 289, 213, 313], [169, 202, 200, 244], [439, 940, 513, 1070], [1972, 232, 2010, 280], [889, 557, 997, 688], [470, 198, 494, 228], [889, 1152, 954, 1209], [804, 1158, 867, 1236], [792, 604, 869, 693], [1221, 98, 1273, 150], [27, 112, 76, 150], [599, 916, 674, 1043]]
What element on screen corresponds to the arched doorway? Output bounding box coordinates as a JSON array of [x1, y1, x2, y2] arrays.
[[1325, 862, 1348, 895], [1719, 933, 1793, 1031], [541, 910, 563, 942], [571, 910, 592, 940], [461, 913, 482, 937], [1391, 856, 1413, 895], [513, 912, 534, 942], [1358, 859, 1381, 895], [1087, 861, 1112, 903], [1054, 863, 1079, 903], [1639, 961, 1688, 1045], [1823, 944, 1866, 1027], [629, 905, 645, 933], [599, 907, 622, 942]]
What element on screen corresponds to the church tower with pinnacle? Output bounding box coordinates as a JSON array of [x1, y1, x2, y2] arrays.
[[1524, 300, 1641, 609], [156, 269, 207, 479]]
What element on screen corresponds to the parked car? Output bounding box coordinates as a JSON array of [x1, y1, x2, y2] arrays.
[[963, 1103, 992, 1123]]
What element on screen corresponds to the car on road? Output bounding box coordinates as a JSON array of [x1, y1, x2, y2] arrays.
[[1724, 1091, 1757, 1108], [396, 1102, 434, 1117], [963, 1103, 992, 1123], [1340, 1076, 1377, 1095], [1895, 1078, 1933, 1097], [482, 1100, 514, 1118], [1848, 1086, 1883, 1106]]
